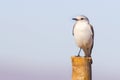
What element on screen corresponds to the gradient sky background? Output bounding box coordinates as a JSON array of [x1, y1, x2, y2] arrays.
[[0, 0, 120, 80]]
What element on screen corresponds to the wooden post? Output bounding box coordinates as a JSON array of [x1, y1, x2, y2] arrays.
[[71, 56, 92, 80]]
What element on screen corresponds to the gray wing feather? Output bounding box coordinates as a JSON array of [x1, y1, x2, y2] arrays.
[[72, 24, 76, 36], [89, 24, 94, 54]]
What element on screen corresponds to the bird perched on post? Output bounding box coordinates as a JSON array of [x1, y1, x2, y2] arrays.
[[72, 15, 94, 57]]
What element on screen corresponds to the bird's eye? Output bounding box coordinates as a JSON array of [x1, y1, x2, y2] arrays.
[[81, 18, 84, 20]]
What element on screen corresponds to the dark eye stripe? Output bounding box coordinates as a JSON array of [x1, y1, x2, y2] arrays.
[[81, 18, 84, 20]]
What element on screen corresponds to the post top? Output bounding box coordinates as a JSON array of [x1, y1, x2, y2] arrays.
[[71, 56, 93, 64]]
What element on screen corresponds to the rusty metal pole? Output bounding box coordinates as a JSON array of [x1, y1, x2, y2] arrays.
[[71, 56, 92, 80]]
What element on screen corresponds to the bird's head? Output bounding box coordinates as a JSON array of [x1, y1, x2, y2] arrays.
[[72, 15, 89, 23]]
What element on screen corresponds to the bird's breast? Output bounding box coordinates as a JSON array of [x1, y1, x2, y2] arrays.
[[73, 23, 92, 48], [74, 23, 91, 37]]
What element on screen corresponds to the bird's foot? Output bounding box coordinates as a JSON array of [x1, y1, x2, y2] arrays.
[[76, 54, 80, 57]]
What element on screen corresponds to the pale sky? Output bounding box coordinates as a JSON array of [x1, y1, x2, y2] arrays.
[[0, 0, 120, 80]]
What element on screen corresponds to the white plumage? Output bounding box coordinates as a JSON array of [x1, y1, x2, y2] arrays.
[[72, 15, 94, 57]]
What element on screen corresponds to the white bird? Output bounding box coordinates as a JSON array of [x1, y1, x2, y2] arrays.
[[72, 15, 94, 57]]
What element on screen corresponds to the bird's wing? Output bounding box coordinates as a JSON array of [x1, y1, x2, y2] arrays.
[[90, 24, 94, 39], [89, 24, 94, 54], [72, 24, 76, 36]]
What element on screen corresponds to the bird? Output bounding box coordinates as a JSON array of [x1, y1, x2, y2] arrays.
[[72, 15, 94, 57]]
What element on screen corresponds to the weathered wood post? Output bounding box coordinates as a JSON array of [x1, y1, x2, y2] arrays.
[[71, 56, 92, 80]]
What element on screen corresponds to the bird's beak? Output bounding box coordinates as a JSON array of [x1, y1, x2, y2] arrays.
[[72, 18, 78, 21]]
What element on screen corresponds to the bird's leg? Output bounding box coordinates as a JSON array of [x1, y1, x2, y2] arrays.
[[77, 48, 81, 56]]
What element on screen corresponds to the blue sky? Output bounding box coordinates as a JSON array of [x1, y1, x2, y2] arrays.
[[0, 0, 120, 80]]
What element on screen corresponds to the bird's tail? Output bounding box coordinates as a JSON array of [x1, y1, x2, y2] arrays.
[[83, 48, 91, 57]]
